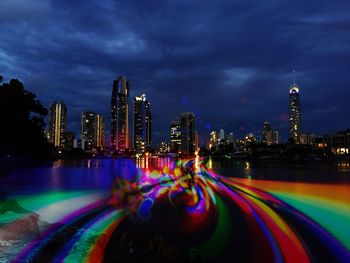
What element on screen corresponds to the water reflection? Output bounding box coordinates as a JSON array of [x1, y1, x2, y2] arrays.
[[135, 157, 172, 170], [52, 159, 107, 169], [49, 157, 350, 184], [2, 157, 350, 262], [7, 157, 350, 263], [208, 157, 350, 183]]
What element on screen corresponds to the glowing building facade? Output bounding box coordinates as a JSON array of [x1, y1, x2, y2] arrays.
[[81, 112, 96, 150], [262, 121, 273, 145], [81, 112, 105, 150], [111, 76, 130, 151], [170, 119, 181, 153], [180, 112, 196, 155], [133, 94, 152, 153], [289, 82, 301, 143], [218, 129, 225, 145], [273, 130, 279, 144], [145, 97, 152, 150], [95, 114, 105, 148], [208, 131, 217, 149], [48, 101, 67, 148]]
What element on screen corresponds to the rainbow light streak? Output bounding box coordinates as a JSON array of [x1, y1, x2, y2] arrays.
[[54, 208, 118, 262], [13, 198, 108, 262], [230, 178, 350, 251], [216, 176, 350, 261], [63, 209, 127, 263], [8, 158, 350, 262], [243, 194, 309, 262], [194, 194, 231, 260], [215, 180, 284, 262]]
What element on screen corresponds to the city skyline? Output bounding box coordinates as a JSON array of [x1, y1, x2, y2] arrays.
[[1, 2, 350, 260], [1, 1, 350, 144], [43, 75, 339, 148]]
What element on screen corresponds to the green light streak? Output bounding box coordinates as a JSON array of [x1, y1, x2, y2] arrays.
[[195, 194, 232, 260], [14, 190, 105, 211], [273, 192, 350, 250], [63, 210, 125, 263], [0, 191, 106, 225]]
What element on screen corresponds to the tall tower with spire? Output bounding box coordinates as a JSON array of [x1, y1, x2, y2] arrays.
[[289, 72, 301, 143]]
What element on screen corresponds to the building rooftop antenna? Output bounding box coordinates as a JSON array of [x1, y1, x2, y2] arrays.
[[292, 70, 296, 86]]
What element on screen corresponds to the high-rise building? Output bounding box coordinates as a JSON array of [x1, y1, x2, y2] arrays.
[[289, 79, 301, 143], [227, 132, 234, 144], [95, 114, 105, 148], [157, 142, 169, 154], [48, 102, 67, 148], [300, 132, 315, 145], [133, 94, 152, 153], [262, 121, 273, 145], [272, 130, 279, 144], [111, 79, 118, 149], [111, 76, 130, 151], [81, 112, 105, 150], [81, 112, 96, 150], [208, 131, 217, 149], [170, 119, 181, 153], [218, 129, 225, 145], [180, 112, 196, 155], [145, 98, 152, 150], [244, 133, 257, 146]]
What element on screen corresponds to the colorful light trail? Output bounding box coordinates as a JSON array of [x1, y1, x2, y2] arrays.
[[5, 158, 350, 262]]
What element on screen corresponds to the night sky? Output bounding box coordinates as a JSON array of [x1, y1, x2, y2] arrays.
[[1, 0, 350, 145]]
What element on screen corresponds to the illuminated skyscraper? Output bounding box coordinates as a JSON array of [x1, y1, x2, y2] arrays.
[[170, 119, 181, 153], [133, 94, 152, 153], [180, 112, 196, 155], [145, 98, 152, 150], [272, 130, 279, 144], [81, 112, 105, 150], [218, 129, 225, 145], [208, 131, 217, 149], [111, 76, 130, 151], [227, 132, 234, 144], [81, 112, 96, 150], [48, 101, 67, 148], [95, 114, 105, 148], [111, 80, 118, 149], [262, 121, 273, 145], [289, 79, 301, 143]]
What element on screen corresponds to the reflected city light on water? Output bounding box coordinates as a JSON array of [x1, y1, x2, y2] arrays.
[[2, 158, 350, 262]]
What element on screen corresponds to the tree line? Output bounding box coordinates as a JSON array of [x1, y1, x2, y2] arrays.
[[0, 75, 55, 160]]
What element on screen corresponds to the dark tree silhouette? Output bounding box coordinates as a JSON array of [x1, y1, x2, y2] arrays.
[[0, 78, 54, 159]]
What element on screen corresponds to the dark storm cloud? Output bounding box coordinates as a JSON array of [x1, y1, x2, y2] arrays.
[[1, 0, 350, 144]]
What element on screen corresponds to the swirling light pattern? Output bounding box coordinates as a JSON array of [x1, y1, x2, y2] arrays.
[[11, 158, 350, 262]]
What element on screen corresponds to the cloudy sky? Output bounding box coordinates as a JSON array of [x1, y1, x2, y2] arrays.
[[1, 0, 350, 145]]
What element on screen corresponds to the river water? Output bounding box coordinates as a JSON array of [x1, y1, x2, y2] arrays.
[[1, 157, 349, 262], [2, 158, 350, 194]]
